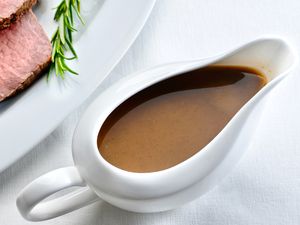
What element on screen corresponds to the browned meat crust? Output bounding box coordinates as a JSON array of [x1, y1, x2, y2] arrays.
[[0, 0, 37, 30]]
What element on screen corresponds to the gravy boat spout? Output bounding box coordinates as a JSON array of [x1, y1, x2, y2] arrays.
[[72, 37, 297, 213]]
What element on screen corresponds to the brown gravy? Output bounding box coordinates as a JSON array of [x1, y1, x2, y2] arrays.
[[97, 66, 267, 173]]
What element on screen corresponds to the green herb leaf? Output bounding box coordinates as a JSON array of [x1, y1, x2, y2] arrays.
[[48, 0, 84, 80]]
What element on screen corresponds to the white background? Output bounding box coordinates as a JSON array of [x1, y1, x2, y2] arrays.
[[1, 0, 300, 224]]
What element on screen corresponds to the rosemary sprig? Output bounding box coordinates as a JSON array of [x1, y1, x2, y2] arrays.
[[48, 0, 84, 80]]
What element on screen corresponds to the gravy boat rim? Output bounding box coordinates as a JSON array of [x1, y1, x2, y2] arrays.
[[73, 36, 297, 180]]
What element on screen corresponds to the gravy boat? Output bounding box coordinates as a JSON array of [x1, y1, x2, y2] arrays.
[[17, 37, 297, 221]]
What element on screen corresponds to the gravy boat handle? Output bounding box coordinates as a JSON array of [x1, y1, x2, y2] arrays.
[[16, 167, 99, 221]]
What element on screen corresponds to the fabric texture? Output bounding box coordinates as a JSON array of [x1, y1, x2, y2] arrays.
[[1, 0, 300, 224]]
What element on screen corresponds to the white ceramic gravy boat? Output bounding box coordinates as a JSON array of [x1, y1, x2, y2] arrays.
[[17, 37, 297, 221]]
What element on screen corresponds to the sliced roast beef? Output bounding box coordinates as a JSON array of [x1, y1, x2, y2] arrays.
[[0, 10, 51, 102], [0, 0, 37, 30]]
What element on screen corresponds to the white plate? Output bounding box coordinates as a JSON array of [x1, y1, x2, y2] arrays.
[[0, 0, 156, 173]]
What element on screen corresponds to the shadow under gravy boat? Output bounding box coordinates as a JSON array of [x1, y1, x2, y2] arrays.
[[17, 37, 297, 221]]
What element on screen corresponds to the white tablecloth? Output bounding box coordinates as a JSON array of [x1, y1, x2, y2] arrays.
[[1, 0, 300, 224]]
